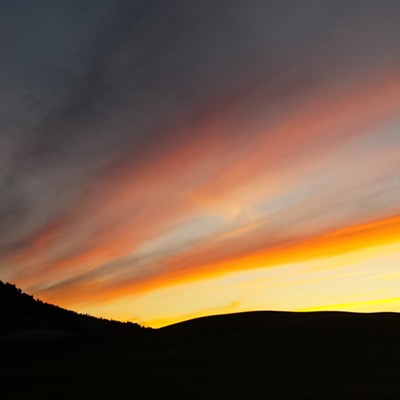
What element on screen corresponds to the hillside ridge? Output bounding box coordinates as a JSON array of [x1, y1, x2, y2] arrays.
[[0, 280, 145, 338]]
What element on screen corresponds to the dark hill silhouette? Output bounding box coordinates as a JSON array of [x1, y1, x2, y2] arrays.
[[2, 280, 400, 399], [161, 309, 400, 341], [0, 280, 145, 338], [158, 310, 400, 362]]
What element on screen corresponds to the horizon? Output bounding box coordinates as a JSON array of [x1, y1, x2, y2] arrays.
[[0, 1, 399, 328], [2, 278, 400, 330]]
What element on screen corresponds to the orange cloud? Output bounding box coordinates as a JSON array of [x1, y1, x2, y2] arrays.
[[13, 219, 66, 262], [132, 214, 400, 291], [193, 64, 400, 203], [39, 214, 399, 308]]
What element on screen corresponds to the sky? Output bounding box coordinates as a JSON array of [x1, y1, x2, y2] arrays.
[[0, 0, 399, 327]]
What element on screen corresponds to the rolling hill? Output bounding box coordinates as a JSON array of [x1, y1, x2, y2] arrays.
[[1, 281, 400, 399]]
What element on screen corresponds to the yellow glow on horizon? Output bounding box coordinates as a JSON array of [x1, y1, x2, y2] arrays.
[[297, 296, 400, 312], [73, 235, 400, 328], [38, 214, 400, 327]]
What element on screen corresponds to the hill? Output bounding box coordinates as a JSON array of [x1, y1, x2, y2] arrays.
[[0, 280, 145, 339], [1, 281, 400, 399], [161, 309, 400, 342]]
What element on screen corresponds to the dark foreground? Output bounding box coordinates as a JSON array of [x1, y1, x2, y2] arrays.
[[1, 311, 400, 400]]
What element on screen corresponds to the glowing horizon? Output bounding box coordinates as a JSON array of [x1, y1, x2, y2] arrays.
[[40, 215, 399, 328]]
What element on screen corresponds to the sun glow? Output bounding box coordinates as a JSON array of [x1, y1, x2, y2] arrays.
[[69, 216, 400, 327]]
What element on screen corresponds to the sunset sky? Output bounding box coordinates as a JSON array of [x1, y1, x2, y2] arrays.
[[1, 1, 399, 327]]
